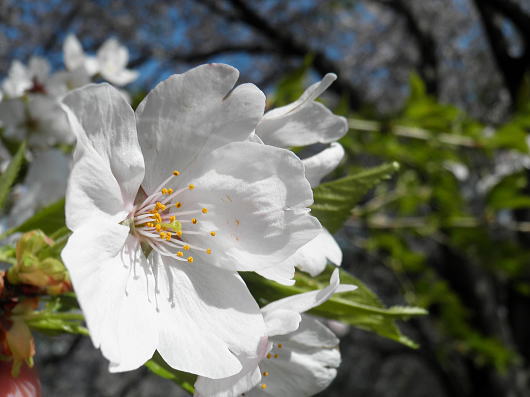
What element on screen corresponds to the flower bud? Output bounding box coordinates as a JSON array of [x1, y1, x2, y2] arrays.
[[7, 231, 71, 295]]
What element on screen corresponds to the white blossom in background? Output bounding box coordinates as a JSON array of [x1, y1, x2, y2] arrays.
[[0, 95, 73, 147], [9, 149, 70, 226], [0, 35, 142, 235], [60, 64, 321, 376], [64, 34, 139, 86], [253, 73, 348, 277], [195, 269, 356, 397], [1, 57, 51, 98]]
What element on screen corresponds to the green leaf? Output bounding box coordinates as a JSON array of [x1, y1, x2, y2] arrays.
[[26, 311, 88, 336], [0, 141, 26, 212], [0, 198, 65, 239], [311, 162, 399, 232], [145, 352, 196, 394], [242, 265, 426, 348]]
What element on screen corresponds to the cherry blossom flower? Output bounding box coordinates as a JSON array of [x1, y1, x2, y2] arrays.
[[64, 34, 138, 86], [254, 74, 348, 277], [1, 57, 51, 98], [60, 63, 321, 377], [0, 95, 73, 147], [194, 269, 356, 396]]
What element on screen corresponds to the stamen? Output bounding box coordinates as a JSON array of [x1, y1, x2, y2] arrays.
[[175, 202, 182, 208], [201, 208, 208, 214], [177, 251, 184, 257], [188, 184, 195, 190], [173, 170, 180, 176], [191, 218, 198, 224], [206, 248, 212, 254], [263, 371, 269, 376], [210, 231, 216, 236], [187, 256, 194, 263]]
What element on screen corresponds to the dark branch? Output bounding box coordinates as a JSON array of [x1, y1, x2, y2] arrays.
[[216, 0, 362, 108], [376, 0, 439, 96], [473, 0, 530, 105]]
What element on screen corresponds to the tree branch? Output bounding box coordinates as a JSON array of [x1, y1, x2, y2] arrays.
[[216, 0, 362, 108]]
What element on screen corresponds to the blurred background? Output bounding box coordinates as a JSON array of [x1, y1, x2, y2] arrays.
[[2, 0, 530, 396]]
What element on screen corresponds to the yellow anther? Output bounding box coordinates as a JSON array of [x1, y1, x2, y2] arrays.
[[161, 188, 168, 195], [177, 251, 184, 257], [147, 222, 154, 228], [188, 184, 195, 190], [176, 231, 183, 238], [266, 353, 271, 359], [187, 256, 194, 263], [175, 202, 182, 208], [210, 231, 216, 236], [169, 215, 176, 223], [167, 188, 174, 194], [183, 245, 190, 251], [274, 354, 279, 359], [277, 344, 283, 349], [260, 384, 267, 390], [166, 232, 172, 241], [153, 213, 162, 223], [173, 170, 180, 176], [206, 248, 212, 254], [155, 224, 162, 232], [192, 218, 198, 224], [159, 232, 166, 239], [263, 371, 269, 377], [201, 208, 208, 214]]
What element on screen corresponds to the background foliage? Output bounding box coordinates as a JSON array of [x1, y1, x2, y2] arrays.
[[1, 0, 530, 396]]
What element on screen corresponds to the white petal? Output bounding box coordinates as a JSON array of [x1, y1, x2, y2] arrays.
[[194, 337, 270, 397], [287, 228, 343, 277], [183, 141, 321, 273], [249, 316, 340, 397], [28, 56, 51, 83], [46, 68, 91, 98], [98, 38, 128, 71], [261, 269, 356, 316], [64, 34, 86, 71], [135, 63, 265, 194], [102, 68, 139, 86], [27, 95, 74, 146], [0, 98, 26, 139], [63, 35, 99, 76], [263, 309, 301, 337], [60, 118, 129, 229], [265, 74, 338, 118], [2, 60, 31, 97], [303, 143, 345, 188], [256, 264, 295, 286], [9, 149, 70, 226], [62, 83, 144, 222], [61, 218, 158, 372], [256, 74, 348, 148], [155, 254, 266, 379]]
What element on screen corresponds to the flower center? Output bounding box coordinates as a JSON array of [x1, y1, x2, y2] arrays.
[[130, 170, 215, 263]]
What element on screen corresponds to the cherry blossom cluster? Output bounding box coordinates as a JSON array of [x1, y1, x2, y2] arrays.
[[0, 35, 355, 397]]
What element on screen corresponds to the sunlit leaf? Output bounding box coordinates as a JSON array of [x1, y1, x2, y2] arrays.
[[311, 162, 399, 232]]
